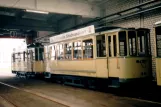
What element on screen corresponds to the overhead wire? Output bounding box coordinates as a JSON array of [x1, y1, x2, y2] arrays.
[[12, 0, 20, 7]]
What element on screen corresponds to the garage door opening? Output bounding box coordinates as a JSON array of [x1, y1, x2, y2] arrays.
[[0, 38, 26, 77]]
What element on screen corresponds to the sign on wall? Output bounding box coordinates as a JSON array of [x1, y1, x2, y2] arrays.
[[50, 25, 95, 43]]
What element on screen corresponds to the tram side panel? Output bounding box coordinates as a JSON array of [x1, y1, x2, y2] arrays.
[[33, 61, 45, 74], [156, 58, 161, 85], [112, 57, 151, 83]]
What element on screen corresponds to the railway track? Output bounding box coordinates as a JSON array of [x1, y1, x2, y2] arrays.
[[0, 81, 70, 107], [0, 81, 161, 107], [0, 95, 18, 107]]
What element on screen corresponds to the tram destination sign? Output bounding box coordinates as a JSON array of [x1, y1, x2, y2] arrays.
[[50, 25, 95, 43]]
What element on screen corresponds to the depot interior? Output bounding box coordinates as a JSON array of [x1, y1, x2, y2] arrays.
[[0, 0, 160, 79]]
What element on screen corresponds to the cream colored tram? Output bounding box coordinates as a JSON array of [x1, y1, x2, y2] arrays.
[[12, 43, 44, 77], [155, 21, 161, 86], [44, 27, 151, 87], [12, 49, 29, 76], [27, 43, 45, 77]]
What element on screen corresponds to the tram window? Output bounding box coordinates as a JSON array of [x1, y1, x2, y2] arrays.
[[57, 44, 64, 60], [119, 31, 127, 56], [31, 49, 35, 60], [51, 45, 56, 60], [96, 35, 106, 57], [83, 39, 93, 59], [21, 53, 23, 61], [44, 46, 48, 60], [12, 54, 15, 62], [29, 50, 33, 60], [17, 53, 20, 62], [35, 48, 38, 61], [23, 51, 25, 61], [113, 35, 117, 56], [73, 41, 82, 59], [108, 36, 111, 57], [138, 31, 146, 56], [156, 27, 161, 57], [48, 46, 52, 60], [16, 53, 18, 62], [65, 43, 72, 60], [128, 31, 137, 56], [39, 48, 44, 60], [34, 48, 43, 61]]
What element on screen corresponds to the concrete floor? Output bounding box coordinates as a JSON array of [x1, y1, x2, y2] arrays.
[[0, 76, 161, 107]]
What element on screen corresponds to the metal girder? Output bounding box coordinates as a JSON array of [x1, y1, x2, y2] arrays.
[[0, 15, 56, 31], [0, 0, 101, 18]]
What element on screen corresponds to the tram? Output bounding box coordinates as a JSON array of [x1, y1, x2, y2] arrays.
[[44, 26, 152, 87], [12, 43, 44, 77]]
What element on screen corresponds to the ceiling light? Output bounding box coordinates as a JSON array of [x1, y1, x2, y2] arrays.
[[26, 9, 49, 14]]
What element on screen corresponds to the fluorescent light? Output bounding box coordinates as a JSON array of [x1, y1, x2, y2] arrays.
[[26, 9, 49, 14]]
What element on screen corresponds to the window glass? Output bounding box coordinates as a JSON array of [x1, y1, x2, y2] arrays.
[[32, 47, 44, 61], [16, 53, 19, 62], [65, 43, 72, 60], [147, 32, 151, 56], [57, 44, 64, 60], [128, 31, 137, 56], [48, 46, 52, 60], [29, 50, 33, 60], [12, 53, 15, 62], [83, 39, 93, 59], [73, 41, 82, 59], [20, 53, 23, 61], [31, 48, 35, 60], [108, 36, 111, 57], [44, 46, 49, 60], [51, 45, 56, 60], [35, 48, 38, 61], [96, 35, 106, 57], [156, 27, 161, 57], [27, 50, 30, 60], [39, 48, 44, 60], [17, 52, 21, 62], [119, 31, 127, 56], [138, 31, 146, 56], [23, 51, 25, 61], [113, 35, 117, 56]]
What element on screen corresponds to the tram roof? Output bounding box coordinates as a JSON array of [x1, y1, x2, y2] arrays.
[[27, 43, 43, 48], [154, 21, 161, 27], [48, 26, 149, 45]]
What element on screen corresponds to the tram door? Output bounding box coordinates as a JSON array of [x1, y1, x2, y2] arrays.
[[107, 33, 120, 77]]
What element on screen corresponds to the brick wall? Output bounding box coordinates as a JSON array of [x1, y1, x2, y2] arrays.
[[102, 0, 161, 79]]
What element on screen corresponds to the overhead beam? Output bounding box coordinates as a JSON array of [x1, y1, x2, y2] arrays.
[[0, 0, 101, 18], [0, 15, 56, 31]]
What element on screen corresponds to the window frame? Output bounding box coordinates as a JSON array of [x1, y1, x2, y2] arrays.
[[107, 32, 118, 57], [155, 26, 161, 57], [118, 31, 128, 57], [96, 34, 106, 58], [82, 38, 94, 60], [73, 41, 82, 60], [64, 42, 73, 60], [128, 30, 137, 56]]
